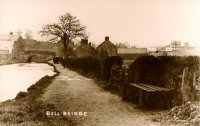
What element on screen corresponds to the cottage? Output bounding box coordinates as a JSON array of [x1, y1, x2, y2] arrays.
[[73, 39, 97, 58], [117, 47, 148, 60], [96, 36, 117, 58]]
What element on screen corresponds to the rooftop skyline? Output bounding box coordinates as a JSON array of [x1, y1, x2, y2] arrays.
[[1, 0, 200, 47]]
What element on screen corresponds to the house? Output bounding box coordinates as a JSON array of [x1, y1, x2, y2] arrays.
[[96, 36, 117, 58], [73, 39, 97, 58], [117, 47, 148, 60], [0, 33, 20, 54]]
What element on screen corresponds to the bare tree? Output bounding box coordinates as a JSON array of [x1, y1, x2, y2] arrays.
[[16, 30, 22, 37], [116, 42, 130, 48], [40, 13, 87, 58]]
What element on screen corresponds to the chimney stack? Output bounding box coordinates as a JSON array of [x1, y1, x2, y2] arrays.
[[105, 36, 109, 41], [81, 39, 88, 45]]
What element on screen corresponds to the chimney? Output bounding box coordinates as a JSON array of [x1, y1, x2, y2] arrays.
[[81, 39, 88, 45], [9, 32, 13, 36], [105, 36, 109, 41]]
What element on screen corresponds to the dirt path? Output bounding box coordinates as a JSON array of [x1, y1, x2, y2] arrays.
[[39, 64, 161, 126]]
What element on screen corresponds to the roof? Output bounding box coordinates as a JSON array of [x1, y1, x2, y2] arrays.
[[97, 41, 116, 50], [117, 48, 148, 54], [0, 34, 20, 41], [74, 43, 97, 58]]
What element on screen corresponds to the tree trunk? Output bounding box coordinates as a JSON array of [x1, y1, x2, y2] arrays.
[[62, 37, 70, 59]]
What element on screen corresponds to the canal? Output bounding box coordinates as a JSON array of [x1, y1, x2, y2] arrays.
[[0, 63, 56, 102]]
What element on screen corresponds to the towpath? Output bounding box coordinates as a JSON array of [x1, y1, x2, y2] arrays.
[[39, 64, 161, 126]]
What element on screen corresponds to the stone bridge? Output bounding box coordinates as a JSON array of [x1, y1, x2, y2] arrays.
[[13, 50, 56, 63], [12, 38, 58, 63], [26, 51, 56, 62]]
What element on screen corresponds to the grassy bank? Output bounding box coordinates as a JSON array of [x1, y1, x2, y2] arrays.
[[0, 62, 73, 126]]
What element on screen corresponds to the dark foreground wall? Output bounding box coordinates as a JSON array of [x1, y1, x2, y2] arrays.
[[129, 56, 200, 105], [129, 56, 164, 87]]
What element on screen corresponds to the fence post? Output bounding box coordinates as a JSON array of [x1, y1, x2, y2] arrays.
[[181, 67, 189, 104], [122, 69, 129, 101]]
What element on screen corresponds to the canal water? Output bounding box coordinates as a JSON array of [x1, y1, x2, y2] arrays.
[[0, 63, 56, 102]]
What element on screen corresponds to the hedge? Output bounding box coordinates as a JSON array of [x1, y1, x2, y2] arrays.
[[63, 56, 123, 81]]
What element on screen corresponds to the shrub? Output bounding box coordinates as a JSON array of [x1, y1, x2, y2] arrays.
[[129, 56, 199, 87], [64, 57, 100, 75], [101, 56, 123, 81], [129, 55, 164, 86]]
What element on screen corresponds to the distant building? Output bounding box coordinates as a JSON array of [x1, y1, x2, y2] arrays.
[[96, 36, 117, 58], [117, 48, 148, 60], [153, 41, 196, 56], [0, 33, 20, 54], [73, 39, 97, 58]]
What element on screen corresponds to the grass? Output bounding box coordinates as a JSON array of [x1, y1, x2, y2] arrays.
[[0, 62, 74, 126]]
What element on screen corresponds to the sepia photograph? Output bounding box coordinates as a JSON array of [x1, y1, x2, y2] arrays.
[[0, 0, 200, 126]]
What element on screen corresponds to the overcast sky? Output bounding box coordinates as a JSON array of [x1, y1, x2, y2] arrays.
[[1, 0, 200, 47]]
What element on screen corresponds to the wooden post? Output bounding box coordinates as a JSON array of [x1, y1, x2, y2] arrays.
[[139, 90, 144, 108], [122, 69, 129, 100], [193, 72, 196, 88], [181, 68, 185, 92], [122, 82, 128, 101], [181, 67, 189, 104]]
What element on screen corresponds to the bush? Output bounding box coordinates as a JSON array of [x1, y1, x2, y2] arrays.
[[129, 56, 199, 87], [64, 57, 100, 75], [101, 56, 123, 81], [129, 56, 200, 105], [129, 55, 164, 86]]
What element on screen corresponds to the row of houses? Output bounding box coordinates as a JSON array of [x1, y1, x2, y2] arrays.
[[0, 34, 141, 62], [66, 37, 200, 60], [61, 36, 148, 60], [0, 33, 198, 63], [149, 41, 199, 56], [0, 33, 148, 60]]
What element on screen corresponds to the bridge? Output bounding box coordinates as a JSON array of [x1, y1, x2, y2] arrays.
[[26, 51, 56, 63], [12, 50, 56, 63], [12, 38, 58, 63]]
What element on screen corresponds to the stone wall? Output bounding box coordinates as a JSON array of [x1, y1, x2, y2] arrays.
[[0, 54, 12, 65]]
